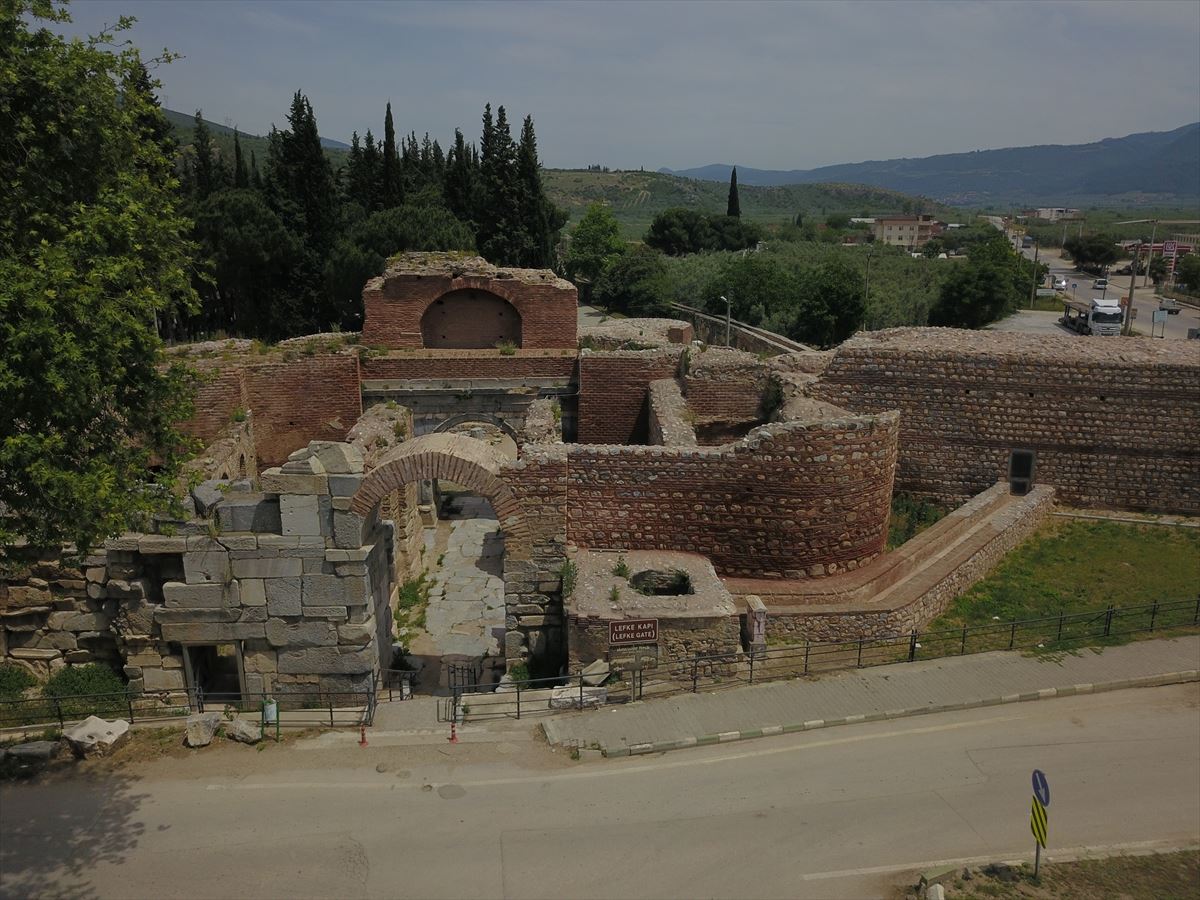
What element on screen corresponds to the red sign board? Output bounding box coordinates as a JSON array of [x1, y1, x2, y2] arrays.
[[609, 618, 659, 646]]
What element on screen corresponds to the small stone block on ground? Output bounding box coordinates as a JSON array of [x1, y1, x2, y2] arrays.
[[185, 712, 223, 748], [62, 716, 131, 759], [226, 717, 262, 744]]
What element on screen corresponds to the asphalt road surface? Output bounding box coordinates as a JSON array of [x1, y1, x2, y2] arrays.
[[1022, 246, 1200, 340], [2, 684, 1198, 899]]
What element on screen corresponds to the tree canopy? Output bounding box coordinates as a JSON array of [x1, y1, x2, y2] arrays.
[[564, 203, 626, 286], [1, 2, 199, 549], [644, 208, 763, 256], [1063, 233, 1120, 271]]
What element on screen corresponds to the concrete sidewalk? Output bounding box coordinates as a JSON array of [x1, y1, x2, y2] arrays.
[[543, 636, 1200, 757]]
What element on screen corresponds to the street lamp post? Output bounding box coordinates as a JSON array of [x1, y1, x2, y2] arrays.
[[1028, 240, 1040, 309], [720, 295, 731, 347], [864, 246, 875, 328]]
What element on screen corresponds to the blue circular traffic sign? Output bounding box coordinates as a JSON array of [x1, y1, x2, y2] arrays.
[[1032, 769, 1050, 807]]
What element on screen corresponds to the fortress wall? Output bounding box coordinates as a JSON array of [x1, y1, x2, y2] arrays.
[[563, 413, 899, 579], [811, 330, 1200, 514]]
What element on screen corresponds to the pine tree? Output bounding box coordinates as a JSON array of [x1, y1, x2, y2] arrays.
[[233, 130, 249, 189], [191, 109, 220, 200], [362, 129, 380, 211], [444, 128, 476, 223], [477, 104, 521, 264], [381, 102, 400, 208], [727, 166, 740, 218]]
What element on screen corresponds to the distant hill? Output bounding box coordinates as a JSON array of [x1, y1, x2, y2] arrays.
[[661, 124, 1200, 207], [542, 169, 951, 238], [163, 108, 350, 169]]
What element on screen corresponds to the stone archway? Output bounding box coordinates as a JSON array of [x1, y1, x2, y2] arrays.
[[351, 433, 531, 560]]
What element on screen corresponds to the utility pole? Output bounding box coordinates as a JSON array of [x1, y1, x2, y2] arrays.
[[1143, 220, 1158, 288], [1123, 244, 1138, 336], [1028, 240, 1040, 309], [864, 246, 875, 325]]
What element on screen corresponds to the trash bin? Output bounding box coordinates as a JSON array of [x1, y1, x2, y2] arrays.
[[262, 698, 278, 725]]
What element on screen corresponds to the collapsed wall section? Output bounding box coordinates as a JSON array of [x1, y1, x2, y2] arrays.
[[811, 329, 1200, 513]]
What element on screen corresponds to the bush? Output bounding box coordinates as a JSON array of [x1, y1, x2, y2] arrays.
[[43, 663, 126, 699], [0, 663, 36, 700], [593, 246, 671, 316]]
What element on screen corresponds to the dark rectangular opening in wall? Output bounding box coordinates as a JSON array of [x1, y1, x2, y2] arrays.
[[183, 643, 244, 701], [1009, 449, 1036, 496]]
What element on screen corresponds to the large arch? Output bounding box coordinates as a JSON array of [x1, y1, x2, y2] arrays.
[[420, 288, 522, 349], [350, 433, 531, 559]]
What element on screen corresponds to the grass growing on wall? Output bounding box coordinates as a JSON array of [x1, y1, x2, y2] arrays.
[[926, 520, 1200, 630], [886, 493, 949, 550]]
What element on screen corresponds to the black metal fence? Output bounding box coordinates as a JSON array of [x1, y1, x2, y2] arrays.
[[440, 596, 1200, 719], [0, 686, 376, 732]]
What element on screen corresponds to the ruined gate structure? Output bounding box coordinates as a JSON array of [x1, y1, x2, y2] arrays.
[[4, 252, 1198, 693]]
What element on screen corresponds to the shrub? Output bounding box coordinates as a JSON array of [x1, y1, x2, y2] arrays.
[[0, 663, 36, 700], [43, 663, 126, 699], [612, 555, 630, 578], [507, 661, 531, 683]]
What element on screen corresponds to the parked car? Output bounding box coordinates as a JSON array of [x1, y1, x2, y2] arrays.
[[1053, 277, 1068, 290], [1093, 278, 1108, 290], [1159, 298, 1182, 315]]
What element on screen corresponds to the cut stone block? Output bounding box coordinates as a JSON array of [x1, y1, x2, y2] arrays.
[[259, 468, 328, 496], [309, 441, 364, 475], [240, 579, 267, 606], [162, 582, 228, 609], [141, 666, 186, 692], [226, 717, 262, 744], [191, 480, 229, 517], [301, 574, 342, 606], [332, 510, 366, 549], [159, 622, 265, 642], [265, 578, 302, 616], [231, 557, 303, 579], [265, 619, 338, 648], [183, 548, 231, 584], [276, 645, 376, 675], [327, 474, 364, 497], [63, 716, 130, 759], [217, 496, 281, 533], [138, 535, 187, 554], [549, 685, 607, 709], [8, 741, 61, 762], [280, 494, 322, 537]]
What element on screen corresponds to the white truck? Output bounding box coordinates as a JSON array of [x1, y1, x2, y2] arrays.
[[1062, 298, 1123, 336]]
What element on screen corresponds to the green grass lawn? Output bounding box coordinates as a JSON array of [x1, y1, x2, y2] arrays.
[[920, 520, 1200, 652]]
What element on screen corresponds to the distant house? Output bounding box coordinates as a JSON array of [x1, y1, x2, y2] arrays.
[[872, 214, 941, 249]]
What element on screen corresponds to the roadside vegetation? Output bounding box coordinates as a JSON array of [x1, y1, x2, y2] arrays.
[[0, 663, 128, 728], [925, 520, 1200, 637], [901, 849, 1200, 900]]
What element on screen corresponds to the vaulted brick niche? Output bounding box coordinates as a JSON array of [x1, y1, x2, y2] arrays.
[[420, 289, 522, 349]]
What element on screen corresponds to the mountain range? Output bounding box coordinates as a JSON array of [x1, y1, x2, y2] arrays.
[[661, 124, 1200, 207]]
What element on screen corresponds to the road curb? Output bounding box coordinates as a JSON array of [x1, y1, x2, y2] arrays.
[[595, 669, 1199, 760]]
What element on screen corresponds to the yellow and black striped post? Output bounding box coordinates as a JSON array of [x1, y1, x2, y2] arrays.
[[1030, 796, 1049, 877]]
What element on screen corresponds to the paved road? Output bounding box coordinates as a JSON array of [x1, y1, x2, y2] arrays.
[[2, 685, 1197, 899], [1022, 246, 1200, 340]]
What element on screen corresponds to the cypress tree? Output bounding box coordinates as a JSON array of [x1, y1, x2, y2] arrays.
[[382, 102, 400, 207], [233, 130, 249, 189], [191, 109, 218, 200], [727, 166, 741, 218], [516, 113, 565, 267], [443, 128, 476, 223], [362, 129, 380, 211], [250, 150, 262, 190]]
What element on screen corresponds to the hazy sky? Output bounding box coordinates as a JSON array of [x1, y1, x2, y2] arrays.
[[57, 0, 1200, 171]]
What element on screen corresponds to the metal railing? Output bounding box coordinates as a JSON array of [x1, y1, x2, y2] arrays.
[[0, 686, 376, 733], [437, 597, 1200, 718]]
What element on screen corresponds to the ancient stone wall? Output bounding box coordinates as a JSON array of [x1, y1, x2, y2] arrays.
[[361, 254, 577, 350], [577, 349, 683, 444], [244, 355, 363, 467], [564, 413, 899, 578], [360, 351, 577, 382], [811, 329, 1200, 513], [182, 367, 248, 447], [647, 379, 697, 447], [522, 398, 563, 444], [684, 348, 772, 442]]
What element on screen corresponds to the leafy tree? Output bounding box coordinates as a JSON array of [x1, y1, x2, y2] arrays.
[[727, 167, 740, 218], [1063, 233, 1119, 271], [928, 260, 1014, 328], [645, 208, 762, 255], [825, 212, 851, 230], [593, 246, 671, 316], [1148, 254, 1168, 286], [0, 3, 199, 549], [564, 203, 625, 286], [1175, 254, 1200, 293], [323, 205, 476, 329]]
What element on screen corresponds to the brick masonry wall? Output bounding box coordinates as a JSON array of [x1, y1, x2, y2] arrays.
[[577, 350, 683, 444], [647, 379, 697, 447], [684, 348, 770, 425], [181, 366, 247, 446], [361, 272, 578, 350], [811, 332, 1200, 513], [564, 414, 899, 578], [245, 356, 363, 467], [361, 351, 577, 382]]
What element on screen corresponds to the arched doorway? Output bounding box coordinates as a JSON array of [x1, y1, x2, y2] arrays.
[[352, 434, 531, 690], [420, 289, 523, 349]]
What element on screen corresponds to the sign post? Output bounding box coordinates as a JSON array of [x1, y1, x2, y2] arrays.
[[1030, 769, 1050, 878], [608, 618, 659, 647]]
